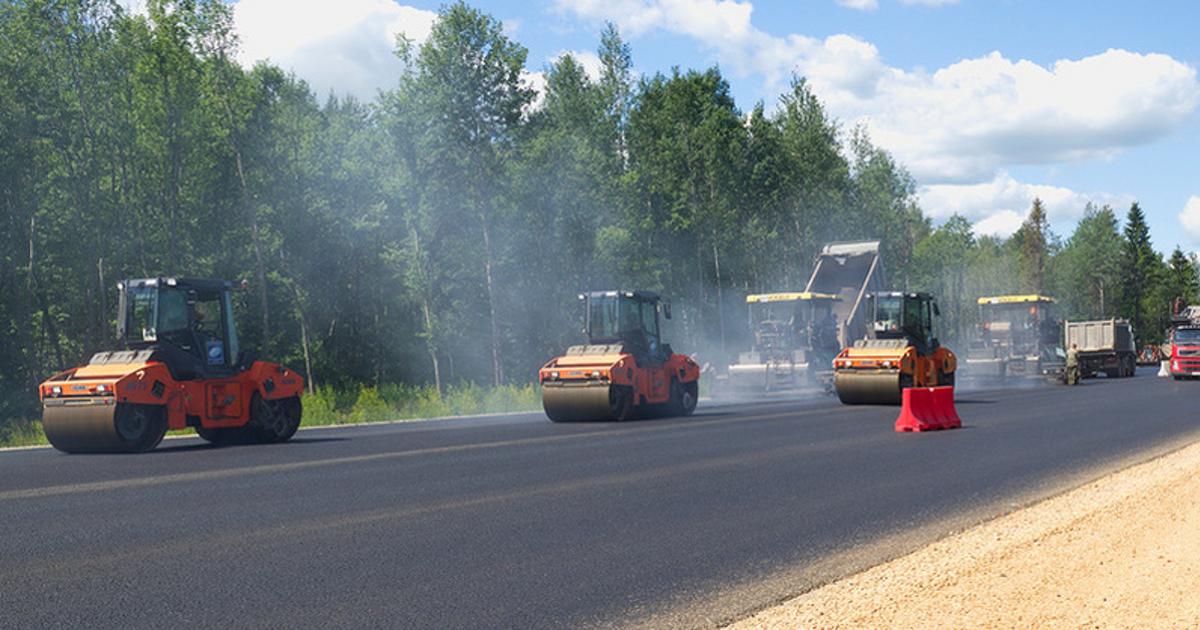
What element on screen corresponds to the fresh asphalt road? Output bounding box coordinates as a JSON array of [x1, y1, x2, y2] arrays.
[[4, 367, 1199, 629]]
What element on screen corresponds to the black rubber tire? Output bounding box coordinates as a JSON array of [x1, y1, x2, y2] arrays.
[[253, 394, 302, 443], [609, 385, 633, 422], [113, 403, 168, 453], [669, 379, 698, 417]]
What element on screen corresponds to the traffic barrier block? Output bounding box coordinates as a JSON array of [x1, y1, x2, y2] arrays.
[[895, 386, 961, 432]]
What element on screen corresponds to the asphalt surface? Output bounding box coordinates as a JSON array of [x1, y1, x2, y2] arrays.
[[4, 367, 1199, 629]]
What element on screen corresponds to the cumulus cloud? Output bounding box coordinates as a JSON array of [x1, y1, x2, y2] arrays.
[[233, 0, 436, 100], [1179, 196, 1200, 245], [918, 172, 1130, 237], [550, 50, 606, 83], [837, 49, 1200, 185], [835, 0, 879, 11]]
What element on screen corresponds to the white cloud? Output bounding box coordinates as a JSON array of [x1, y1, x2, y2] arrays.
[[836, 0, 879, 10], [808, 49, 1200, 186], [551, 50, 606, 83], [233, 0, 436, 100], [972, 210, 1024, 238], [918, 172, 1129, 238], [1179, 196, 1200, 245]]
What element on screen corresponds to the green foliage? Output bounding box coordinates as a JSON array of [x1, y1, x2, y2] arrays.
[[0, 419, 48, 449]]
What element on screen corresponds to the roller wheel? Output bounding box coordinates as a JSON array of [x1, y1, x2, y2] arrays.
[[669, 379, 698, 417], [253, 393, 302, 443], [609, 385, 633, 422], [114, 403, 168, 453]]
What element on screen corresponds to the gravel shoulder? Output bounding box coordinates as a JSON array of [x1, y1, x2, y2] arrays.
[[728, 437, 1200, 629]]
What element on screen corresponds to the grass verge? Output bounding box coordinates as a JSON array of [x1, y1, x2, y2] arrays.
[[0, 383, 542, 449]]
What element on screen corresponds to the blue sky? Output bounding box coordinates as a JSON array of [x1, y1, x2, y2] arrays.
[[216, 0, 1200, 254]]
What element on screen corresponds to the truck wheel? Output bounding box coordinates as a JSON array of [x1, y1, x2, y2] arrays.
[[254, 394, 302, 443], [114, 403, 168, 452]]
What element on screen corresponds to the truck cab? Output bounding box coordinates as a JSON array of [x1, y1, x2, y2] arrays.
[[1168, 324, 1200, 379]]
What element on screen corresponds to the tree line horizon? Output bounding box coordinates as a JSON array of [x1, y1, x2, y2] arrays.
[[2, 0, 1196, 426]]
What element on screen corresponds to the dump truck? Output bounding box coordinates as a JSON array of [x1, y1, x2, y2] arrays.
[[539, 290, 700, 422], [964, 295, 1064, 380], [1167, 325, 1200, 378], [723, 241, 885, 394], [803, 240, 885, 350], [833, 291, 956, 404], [1166, 302, 1200, 378], [39, 277, 304, 453], [725, 292, 840, 391], [1063, 319, 1137, 378]]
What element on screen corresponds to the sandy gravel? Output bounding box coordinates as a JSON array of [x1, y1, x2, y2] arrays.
[[727, 438, 1200, 629]]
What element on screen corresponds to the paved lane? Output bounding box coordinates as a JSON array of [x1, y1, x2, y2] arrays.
[[3, 368, 1197, 629]]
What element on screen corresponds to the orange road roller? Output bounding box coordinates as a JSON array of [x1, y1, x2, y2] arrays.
[[539, 291, 700, 422], [833, 291, 956, 405], [39, 277, 304, 453]]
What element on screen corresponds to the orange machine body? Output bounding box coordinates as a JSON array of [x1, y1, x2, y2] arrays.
[[539, 345, 699, 408], [40, 351, 303, 432]]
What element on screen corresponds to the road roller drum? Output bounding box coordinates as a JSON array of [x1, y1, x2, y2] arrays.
[[834, 372, 904, 405], [42, 402, 167, 454], [541, 383, 632, 422]]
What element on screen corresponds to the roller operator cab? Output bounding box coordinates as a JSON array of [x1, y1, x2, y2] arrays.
[[833, 291, 956, 405], [539, 291, 700, 422], [39, 278, 304, 453]]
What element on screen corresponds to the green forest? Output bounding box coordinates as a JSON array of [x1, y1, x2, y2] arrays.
[[3, 0, 1198, 436]]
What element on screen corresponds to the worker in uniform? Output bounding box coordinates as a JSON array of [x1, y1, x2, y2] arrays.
[[1065, 342, 1080, 385]]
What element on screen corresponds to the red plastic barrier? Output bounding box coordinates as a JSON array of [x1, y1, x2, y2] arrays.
[[895, 386, 961, 432]]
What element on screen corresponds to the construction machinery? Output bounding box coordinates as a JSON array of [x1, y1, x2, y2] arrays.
[[539, 290, 700, 422], [1168, 325, 1200, 378], [726, 292, 840, 391], [964, 295, 1063, 380], [1064, 319, 1137, 378], [723, 241, 884, 394], [833, 291, 956, 404], [1167, 300, 1200, 378], [804, 241, 885, 350], [39, 278, 304, 453]]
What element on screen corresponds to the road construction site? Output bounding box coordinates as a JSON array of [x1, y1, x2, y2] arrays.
[[5, 365, 1197, 629]]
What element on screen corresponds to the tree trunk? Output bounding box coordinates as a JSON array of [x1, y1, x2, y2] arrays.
[[215, 68, 272, 359], [481, 208, 504, 386], [423, 297, 442, 396], [713, 240, 726, 356]]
